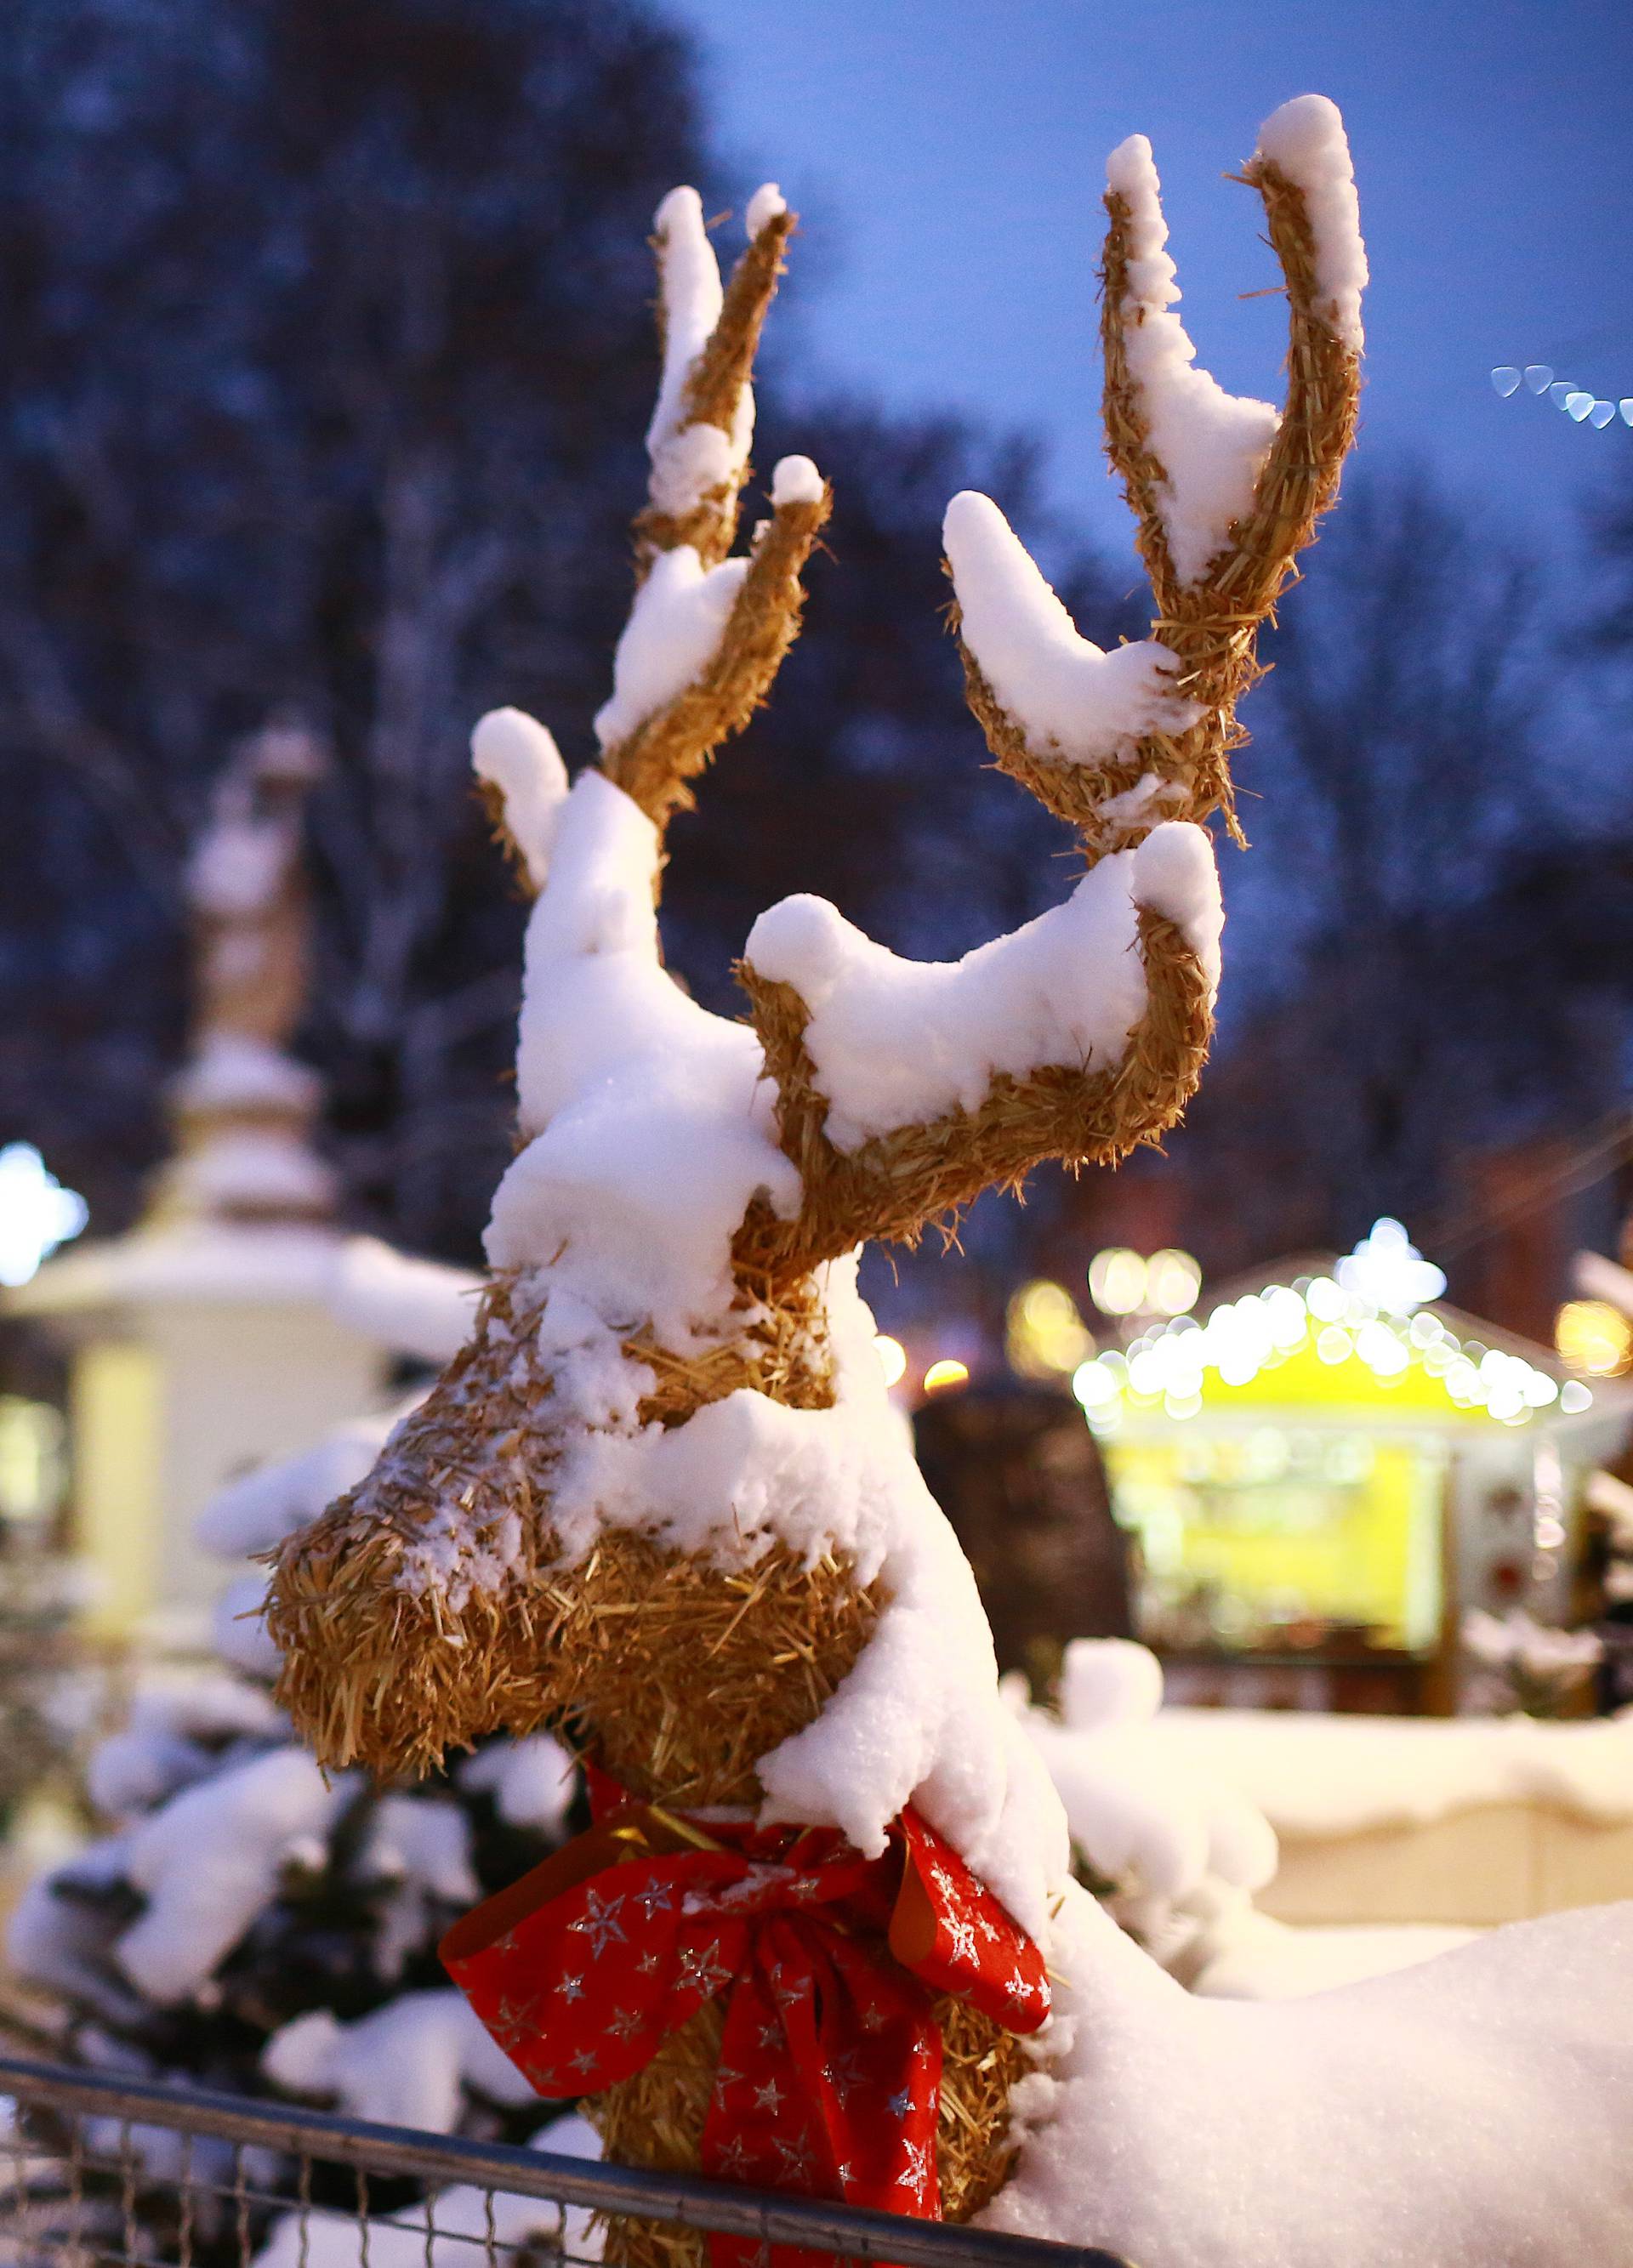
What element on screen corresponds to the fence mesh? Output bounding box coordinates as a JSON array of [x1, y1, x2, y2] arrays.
[[0, 2058, 1127, 2268]]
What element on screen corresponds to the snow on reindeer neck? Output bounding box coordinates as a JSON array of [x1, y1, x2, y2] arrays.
[[540, 1248, 1067, 1934], [745, 822, 1222, 1153], [484, 767, 799, 1344], [1105, 134, 1281, 587]]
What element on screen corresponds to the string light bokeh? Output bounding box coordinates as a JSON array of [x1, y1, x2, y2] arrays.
[[1490, 363, 1632, 430]]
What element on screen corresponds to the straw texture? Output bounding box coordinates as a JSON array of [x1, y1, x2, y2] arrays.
[[267, 1270, 869, 1791], [635, 211, 795, 571], [1088, 156, 1362, 854], [734, 909, 1211, 1289], [590, 1995, 1027, 2268], [602, 486, 830, 835]]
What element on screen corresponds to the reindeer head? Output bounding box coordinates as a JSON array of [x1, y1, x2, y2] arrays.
[[268, 103, 1363, 1863]]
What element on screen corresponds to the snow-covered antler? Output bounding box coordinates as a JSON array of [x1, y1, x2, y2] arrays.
[[595, 186, 828, 844], [736, 97, 1363, 1286], [472, 190, 828, 878]]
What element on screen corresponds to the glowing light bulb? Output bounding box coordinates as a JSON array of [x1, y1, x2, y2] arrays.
[[1145, 1248, 1201, 1317], [874, 1335, 908, 1388], [1088, 1248, 1148, 1316], [1555, 1300, 1631, 1378], [1006, 1279, 1093, 1378], [1072, 1359, 1119, 1411], [1335, 1219, 1445, 1316], [922, 1358, 970, 1395]]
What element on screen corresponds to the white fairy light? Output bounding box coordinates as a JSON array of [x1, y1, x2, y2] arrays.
[[1087, 1247, 1148, 1316], [1335, 1218, 1446, 1316], [1145, 1248, 1202, 1316], [1489, 365, 1631, 431], [0, 1143, 88, 1288]]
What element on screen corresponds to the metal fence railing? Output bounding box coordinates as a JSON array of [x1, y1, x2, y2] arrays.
[[0, 2056, 1129, 2268]]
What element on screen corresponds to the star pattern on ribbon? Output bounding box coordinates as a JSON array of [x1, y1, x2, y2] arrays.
[[441, 1791, 1050, 2268]]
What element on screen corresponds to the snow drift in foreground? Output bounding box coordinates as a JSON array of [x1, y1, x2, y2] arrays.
[[992, 1890, 1633, 2267]]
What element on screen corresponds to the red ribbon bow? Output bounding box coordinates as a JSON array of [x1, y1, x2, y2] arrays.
[[441, 1776, 1050, 2268]]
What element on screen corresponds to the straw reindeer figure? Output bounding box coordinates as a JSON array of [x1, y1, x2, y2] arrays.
[[270, 99, 1363, 2261]]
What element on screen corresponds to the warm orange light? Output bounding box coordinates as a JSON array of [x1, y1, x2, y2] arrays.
[[1006, 1279, 1093, 1378], [1556, 1299, 1632, 1378], [922, 1358, 970, 1395]]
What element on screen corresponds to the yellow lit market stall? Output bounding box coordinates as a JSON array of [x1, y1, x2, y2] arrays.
[[1068, 1231, 1633, 1711]]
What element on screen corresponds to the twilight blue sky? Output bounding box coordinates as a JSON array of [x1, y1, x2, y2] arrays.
[[667, 0, 1633, 562]]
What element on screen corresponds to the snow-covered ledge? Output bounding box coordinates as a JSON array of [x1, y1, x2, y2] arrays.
[[1149, 1707, 1633, 1926]]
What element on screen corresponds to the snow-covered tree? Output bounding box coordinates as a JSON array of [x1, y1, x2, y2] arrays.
[[7, 1395, 578, 2262]]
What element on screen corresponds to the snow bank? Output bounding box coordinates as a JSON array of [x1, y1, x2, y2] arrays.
[[1149, 1705, 1633, 1838], [744, 822, 1221, 1151], [1254, 95, 1367, 350], [989, 1888, 1633, 2265], [943, 491, 1196, 761], [1105, 134, 1280, 585], [264, 1991, 534, 2132], [1193, 1913, 1479, 2002], [1018, 1641, 1275, 1972]]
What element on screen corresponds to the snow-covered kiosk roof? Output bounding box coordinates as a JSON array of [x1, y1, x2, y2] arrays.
[[1075, 1234, 1633, 1442], [8, 726, 479, 1649]]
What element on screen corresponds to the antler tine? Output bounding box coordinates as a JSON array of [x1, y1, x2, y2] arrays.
[[734, 901, 1214, 1296], [599, 186, 831, 844], [1096, 98, 1365, 841], [634, 185, 796, 571], [736, 101, 1363, 1292]]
